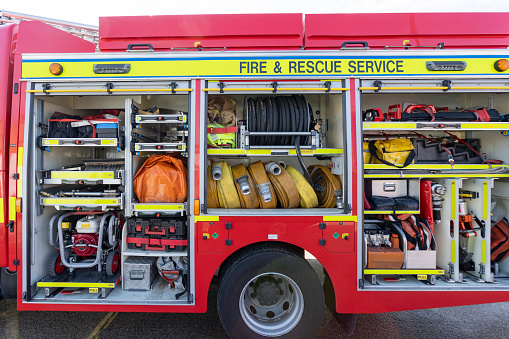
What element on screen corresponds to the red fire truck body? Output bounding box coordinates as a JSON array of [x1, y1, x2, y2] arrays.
[[2, 12, 509, 338]]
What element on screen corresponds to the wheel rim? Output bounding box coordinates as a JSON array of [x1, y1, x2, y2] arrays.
[[239, 272, 304, 337], [111, 253, 119, 273], [55, 255, 65, 275]]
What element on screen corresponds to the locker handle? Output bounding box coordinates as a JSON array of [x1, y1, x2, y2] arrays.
[[144, 226, 166, 236]]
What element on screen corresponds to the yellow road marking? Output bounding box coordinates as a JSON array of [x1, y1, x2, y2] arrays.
[[86, 312, 119, 339]]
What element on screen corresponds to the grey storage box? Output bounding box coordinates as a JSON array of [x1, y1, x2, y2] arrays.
[[124, 257, 157, 291]]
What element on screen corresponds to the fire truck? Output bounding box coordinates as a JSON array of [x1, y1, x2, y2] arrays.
[[2, 11, 509, 338]]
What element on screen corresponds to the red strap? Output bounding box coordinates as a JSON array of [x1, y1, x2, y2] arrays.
[[207, 126, 237, 134], [472, 108, 490, 122], [445, 131, 502, 165], [405, 105, 436, 122], [126, 237, 187, 247]]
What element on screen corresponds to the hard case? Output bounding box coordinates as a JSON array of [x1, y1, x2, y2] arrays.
[[123, 256, 157, 291]]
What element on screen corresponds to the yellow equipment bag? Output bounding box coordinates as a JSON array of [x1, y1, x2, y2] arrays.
[[368, 138, 415, 168], [133, 155, 187, 203], [363, 141, 379, 164]]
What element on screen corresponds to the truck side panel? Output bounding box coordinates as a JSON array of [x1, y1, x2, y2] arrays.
[[0, 24, 16, 268]]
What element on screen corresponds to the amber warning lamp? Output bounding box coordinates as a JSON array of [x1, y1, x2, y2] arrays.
[[494, 59, 509, 72], [49, 63, 63, 75]]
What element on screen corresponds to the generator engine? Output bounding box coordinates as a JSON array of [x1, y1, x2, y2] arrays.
[[48, 212, 122, 277], [71, 215, 101, 257]]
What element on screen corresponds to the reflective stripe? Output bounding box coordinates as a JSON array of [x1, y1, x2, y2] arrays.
[[194, 216, 219, 222], [482, 240, 487, 264], [43, 198, 119, 205], [323, 215, 357, 222], [451, 240, 456, 263], [9, 197, 16, 221], [483, 181, 488, 220], [51, 171, 114, 179], [37, 281, 116, 288], [364, 269, 445, 275], [133, 204, 184, 211], [0, 198, 4, 224]]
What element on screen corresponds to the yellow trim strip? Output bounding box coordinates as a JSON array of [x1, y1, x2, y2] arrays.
[[364, 122, 509, 130], [451, 239, 456, 263], [323, 215, 357, 222], [364, 174, 509, 178], [482, 240, 487, 264], [17, 147, 23, 198], [364, 164, 507, 170], [51, 172, 114, 179], [207, 149, 245, 155], [0, 198, 4, 224], [462, 123, 509, 129], [37, 282, 116, 288], [363, 122, 417, 129], [364, 210, 419, 214], [43, 198, 120, 205], [360, 86, 449, 91], [9, 197, 16, 221], [27, 88, 192, 93], [195, 215, 220, 222], [314, 148, 343, 154], [133, 204, 184, 211], [360, 86, 509, 91], [246, 150, 271, 155], [451, 181, 456, 220], [483, 181, 488, 220], [204, 87, 349, 92], [364, 269, 445, 275]]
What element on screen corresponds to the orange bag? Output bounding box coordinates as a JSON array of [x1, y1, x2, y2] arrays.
[[133, 155, 187, 203]]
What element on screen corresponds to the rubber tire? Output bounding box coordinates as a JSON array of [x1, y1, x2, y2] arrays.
[[1, 267, 17, 299], [48, 252, 66, 277], [218, 248, 324, 339], [106, 251, 120, 276]]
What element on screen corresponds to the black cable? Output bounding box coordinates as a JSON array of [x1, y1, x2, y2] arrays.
[[264, 97, 273, 144], [295, 137, 313, 185]]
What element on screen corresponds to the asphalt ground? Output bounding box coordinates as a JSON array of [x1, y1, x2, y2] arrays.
[[1, 259, 509, 339]]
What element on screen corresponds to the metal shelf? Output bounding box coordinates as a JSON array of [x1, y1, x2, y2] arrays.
[[364, 164, 508, 170], [42, 170, 123, 185], [40, 195, 123, 210], [132, 203, 186, 216], [134, 142, 186, 152], [364, 173, 509, 179], [363, 121, 509, 131], [364, 269, 445, 275], [207, 148, 342, 157], [41, 138, 118, 147], [364, 210, 420, 215], [134, 114, 187, 124], [122, 249, 187, 257]]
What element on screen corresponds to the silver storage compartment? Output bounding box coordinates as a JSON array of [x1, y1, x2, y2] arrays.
[[124, 257, 157, 291], [366, 179, 420, 199], [406, 250, 437, 269]]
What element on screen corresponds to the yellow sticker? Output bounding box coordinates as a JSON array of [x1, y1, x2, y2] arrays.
[[81, 223, 90, 228], [62, 222, 70, 229], [89, 288, 99, 293], [417, 275, 427, 281]]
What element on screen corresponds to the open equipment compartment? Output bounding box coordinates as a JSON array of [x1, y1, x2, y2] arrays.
[[22, 81, 193, 304], [204, 80, 349, 216], [122, 84, 192, 302], [360, 78, 509, 289]]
